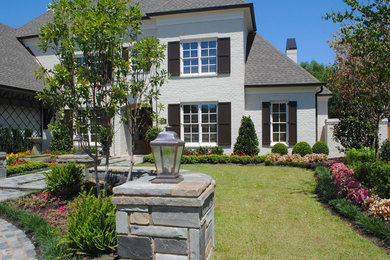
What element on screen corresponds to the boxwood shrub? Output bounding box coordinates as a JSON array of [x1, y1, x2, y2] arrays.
[[380, 139, 390, 162], [271, 143, 288, 155], [312, 141, 329, 155], [7, 161, 49, 176], [292, 142, 312, 157]]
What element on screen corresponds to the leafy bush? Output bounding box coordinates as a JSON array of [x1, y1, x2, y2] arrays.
[[230, 155, 241, 164], [380, 139, 390, 162], [44, 162, 84, 196], [49, 121, 73, 152], [197, 155, 209, 163], [0, 127, 30, 153], [208, 154, 220, 164], [143, 153, 154, 163], [11, 127, 24, 153], [329, 199, 361, 220], [356, 213, 390, 241], [351, 160, 390, 198], [219, 155, 231, 164], [67, 191, 116, 255], [195, 146, 209, 155], [7, 161, 49, 176], [345, 148, 376, 165], [0, 127, 12, 153], [183, 148, 195, 155], [315, 166, 341, 202], [252, 155, 267, 164], [239, 155, 251, 165], [233, 116, 259, 156], [211, 146, 224, 155], [144, 126, 163, 143], [271, 143, 288, 155], [292, 142, 312, 157], [312, 141, 329, 155]]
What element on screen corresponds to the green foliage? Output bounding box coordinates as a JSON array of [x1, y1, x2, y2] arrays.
[[24, 128, 33, 151], [0, 127, 12, 153], [252, 155, 267, 164], [233, 116, 259, 156], [292, 142, 312, 157], [98, 125, 114, 155], [351, 161, 390, 198], [207, 154, 220, 164], [143, 153, 154, 163], [49, 121, 73, 152], [144, 126, 163, 143], [271, 143, 288, 155], [211, 146, 224, 155], [44, 163, 84, 197], [195, 146, 209, 155], [329, 199, 360, 220], [218, 155, 231, 164], [345, 148, 376, 165], [315, 166, 341, 202], [7, 161, 49, 176], [0, 202, 69, 259], [183, 148, 195, 155], [0, 127, 32, 153], [239, 156, 251, 165], [356, 213, 390, 242], [312, 141, 329, 155], [11, 127, 24, 153], [300, 60, 331, 83], [197, 155, 209, 163], [230, 155, 241, 164], [67, 191, 116, 255], [380, 139, 390, 162]]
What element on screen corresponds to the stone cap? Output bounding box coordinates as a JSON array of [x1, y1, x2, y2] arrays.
[[113, 170, 215, 198]]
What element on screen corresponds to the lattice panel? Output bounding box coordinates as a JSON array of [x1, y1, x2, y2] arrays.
[[0, 104, 42, 137]]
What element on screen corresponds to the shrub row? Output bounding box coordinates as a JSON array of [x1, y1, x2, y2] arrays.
[[7, 161, 49, 176], [316, 166, 390, 243], [184, 146, 224, 156], [143, 153, 268, 165], [0, 126, 33, 154], [271, 141, 329, 156]]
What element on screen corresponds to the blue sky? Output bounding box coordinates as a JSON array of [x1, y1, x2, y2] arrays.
[[0, 0, 348, 65]]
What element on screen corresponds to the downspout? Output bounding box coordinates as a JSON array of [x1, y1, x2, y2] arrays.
[[315, 85, 324, 142]]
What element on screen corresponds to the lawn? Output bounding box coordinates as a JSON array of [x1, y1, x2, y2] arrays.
[[181, 165, 388, 259]]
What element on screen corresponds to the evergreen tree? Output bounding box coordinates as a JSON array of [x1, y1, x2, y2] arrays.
[[233, 116, 259, 155]]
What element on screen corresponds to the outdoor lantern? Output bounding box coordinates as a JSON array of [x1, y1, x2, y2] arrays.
[[73, 134, 83, 154], [150, 126, 185, 184]]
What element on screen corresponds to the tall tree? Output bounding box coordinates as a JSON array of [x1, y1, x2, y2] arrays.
[[122, 36, 168, 182], [326, 0, 390, 156], [36, 0, 142, 195]]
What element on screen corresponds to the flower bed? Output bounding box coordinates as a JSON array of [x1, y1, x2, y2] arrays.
[[7, 161, 49, 176]]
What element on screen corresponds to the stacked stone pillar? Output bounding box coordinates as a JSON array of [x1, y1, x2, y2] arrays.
[[0, 152, 6, 179], [112, 170, 215, 260]]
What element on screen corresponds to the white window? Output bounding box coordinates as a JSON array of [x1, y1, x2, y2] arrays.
[[182, 40, 217, 75], [271, 103, 288, 143], [182, 104, 217, 145]]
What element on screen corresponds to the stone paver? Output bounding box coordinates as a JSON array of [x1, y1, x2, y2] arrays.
[[0, 173, 46, 191], [0, 219, 37, 260]]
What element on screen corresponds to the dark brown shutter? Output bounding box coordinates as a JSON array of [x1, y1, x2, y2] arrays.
[[262, 102, 271, 146], [122, 47, 129, 61], [168, 104, 181, 136], [217, 38, 231, 74], [288, 101, 297, 145], [218, 102, 231, 146], [64, 110, 73, 137], [168, 42, 180, 76]]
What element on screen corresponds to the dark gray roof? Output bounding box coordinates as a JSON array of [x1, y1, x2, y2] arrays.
[[0, 23, 44, 92], [318, 86, 333, 96], [286, 38, 297, 50], [16, 0, 250, 38], [245, 33, 322, 86]]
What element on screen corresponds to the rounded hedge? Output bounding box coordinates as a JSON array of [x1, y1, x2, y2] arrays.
[[292, 142, 312, 157], [380, 138, 390, 162], [312, 141, 329, 155], [271, 143, 288, 155]]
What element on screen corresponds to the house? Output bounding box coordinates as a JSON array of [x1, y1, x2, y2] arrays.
[[6, 0, 338, 156]]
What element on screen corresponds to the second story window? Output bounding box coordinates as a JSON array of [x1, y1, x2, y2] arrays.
[[182, 40, 217, 75]]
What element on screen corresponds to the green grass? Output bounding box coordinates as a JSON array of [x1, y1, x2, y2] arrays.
[[180, 165, 389, 259]]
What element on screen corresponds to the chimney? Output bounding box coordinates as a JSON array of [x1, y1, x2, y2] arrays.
[[286, 38, 297, 63]]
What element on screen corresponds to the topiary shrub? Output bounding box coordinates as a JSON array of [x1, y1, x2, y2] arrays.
[[67, 190, 116, 255], [44, 162, 84, 197], [49, 121, 73, 152], [233, 116, 259, 156], [271, 143, 288, 155], [292, 142, 312, 157], [312, 141, 329, 155], [211, 146, 224, 155], [144, 126, 163, 143], [380, 139, 390, 162]]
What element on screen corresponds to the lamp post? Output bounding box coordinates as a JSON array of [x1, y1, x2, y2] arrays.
[[150, 126, 185, 184], [73, 134, 84, 154]]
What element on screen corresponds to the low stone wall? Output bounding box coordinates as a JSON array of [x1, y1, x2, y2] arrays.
[[0, 152, 6, 179], [112, 170, 215, 260]]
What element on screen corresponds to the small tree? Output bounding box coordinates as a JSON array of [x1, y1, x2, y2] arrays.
[[233, 116, 259, 156]]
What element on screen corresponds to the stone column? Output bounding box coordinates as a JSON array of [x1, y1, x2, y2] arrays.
[[0, 152, 6, 179], [112, 170, 215, 260]]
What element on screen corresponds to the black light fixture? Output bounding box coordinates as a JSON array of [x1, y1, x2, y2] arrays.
[[150, 126, 185, 184]]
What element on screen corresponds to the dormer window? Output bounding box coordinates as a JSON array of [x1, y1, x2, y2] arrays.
[[182, 40, 217, 75]]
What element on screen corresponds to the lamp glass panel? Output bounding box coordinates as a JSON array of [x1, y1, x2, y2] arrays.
[[160, 146, 176, 174], [151, 145, 163, 174], [174, 145, 184, 173]]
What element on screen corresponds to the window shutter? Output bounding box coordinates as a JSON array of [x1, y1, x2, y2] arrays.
[[168, 104, 181, 137], [122, 47, 129, 61], [218, 102, 231, 146], [168, 42, 180, 76], [262, 102, 271, 146], [217, 38, 231, 74], [288, 101, 297, 145]]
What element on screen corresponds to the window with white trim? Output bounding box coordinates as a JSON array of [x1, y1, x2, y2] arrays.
[[271, 103, 288, 143], [182, 41, 217, 75], [182, 104, 217, 144]]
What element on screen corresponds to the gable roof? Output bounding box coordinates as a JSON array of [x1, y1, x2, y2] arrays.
[[0, 23, 44, 92], [16, 0, 254, 38], [245, 33, 323, 87]]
